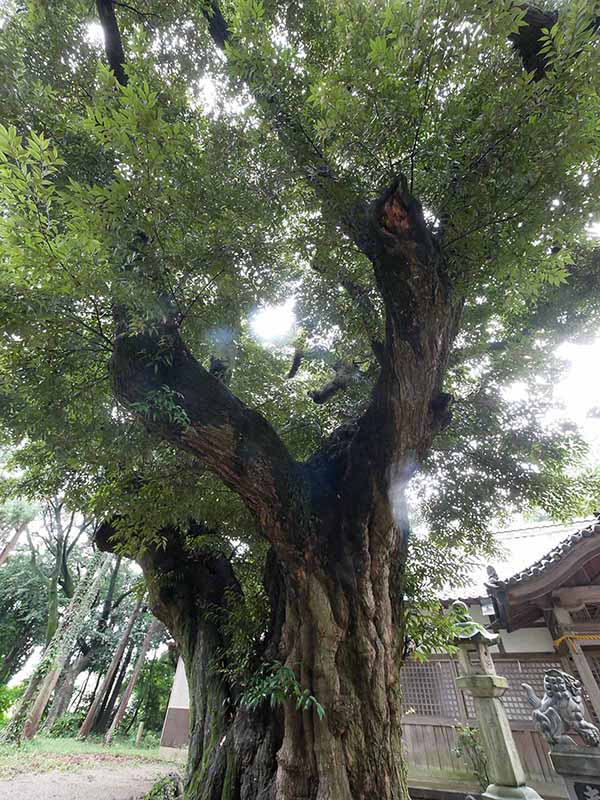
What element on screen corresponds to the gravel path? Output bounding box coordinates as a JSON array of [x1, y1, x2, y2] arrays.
[[0, 762, 178, 800]]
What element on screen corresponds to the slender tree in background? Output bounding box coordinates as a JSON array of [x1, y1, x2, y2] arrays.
[[21, 552, 112, 740], [0, 1, 599, 797], [0, 552, 49, 683], [124, 650, 175, 735], [104, 618, 159, 745], [0, 521, 27, 566], [93, 639, 134, 733], [43, 650, 92, 730], [0, 498, 36, 566], [28, 497, 93, 644], [78, 594, 143, 739], [43, 554, 124, 730], [1, 550, 111, 742]]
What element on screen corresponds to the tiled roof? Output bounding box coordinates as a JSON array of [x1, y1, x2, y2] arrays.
[[489, 518, 600, 589]]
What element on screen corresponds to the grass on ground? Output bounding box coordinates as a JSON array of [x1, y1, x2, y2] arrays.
[[0, 734, 177, 779]]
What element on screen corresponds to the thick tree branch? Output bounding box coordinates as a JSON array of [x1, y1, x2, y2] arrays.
[[96, 519, 241, 639], [111, 322, 300, 533], [510, 4, 600, 80], [308, 361, 362, 405], [337, 174, 460, 478], [94, 0, 301, 536], [201, 4, 460, 476], [96, 0, 128, 86]]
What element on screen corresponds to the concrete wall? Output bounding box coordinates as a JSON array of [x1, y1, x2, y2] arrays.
[[467, 602, 555, 653]]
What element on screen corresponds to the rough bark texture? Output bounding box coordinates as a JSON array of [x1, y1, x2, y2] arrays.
[[98, 474, 408, 800]]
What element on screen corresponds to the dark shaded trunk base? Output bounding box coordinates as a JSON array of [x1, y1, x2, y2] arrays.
[[176, 563, 407, 800], [96, 514, 408, 800]]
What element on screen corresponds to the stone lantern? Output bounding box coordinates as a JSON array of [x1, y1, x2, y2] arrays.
[[452, 601, 543, 800]]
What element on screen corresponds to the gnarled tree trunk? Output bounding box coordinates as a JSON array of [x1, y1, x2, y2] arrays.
[[91, 1, 462, 796], [98, 471, 408, 800]]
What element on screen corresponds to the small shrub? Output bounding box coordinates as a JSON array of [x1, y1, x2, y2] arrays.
[[47, 711, 85, 738], [138, 730, 160, 749], [144, 773, 183, 799], [453, 724, 489, 791], [0, 683, 25, 726]]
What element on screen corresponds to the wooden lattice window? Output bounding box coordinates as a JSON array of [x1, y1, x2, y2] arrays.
[[401, 655, 567, 721], [588, 653, 600, 684], [462, 657, 564, 721], [571, 605, 600, 623], [401, 658, 461, 718], [584, 652, 600, 722]]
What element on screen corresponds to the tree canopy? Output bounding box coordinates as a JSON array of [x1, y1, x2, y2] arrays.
[[0, 1, 599, 796], [0, 0, 597, 569]]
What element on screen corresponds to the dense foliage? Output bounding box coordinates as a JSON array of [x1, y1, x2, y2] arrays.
[[0, 552, 49, 683], [0, 2, 597, 577], [0, 0, 599, 795]]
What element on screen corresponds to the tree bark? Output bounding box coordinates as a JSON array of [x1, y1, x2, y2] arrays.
[[72, 670, 92, 713], [95, 640, 134, 733], [97, 496, 408, 800], [0, 522, 27, 567], [13, 553, 112, 742], [85, 670, 103, 711]]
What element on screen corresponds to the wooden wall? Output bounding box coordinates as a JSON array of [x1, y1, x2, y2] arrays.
[[403, 717, 558, 785], [401, 654, 572, 798]]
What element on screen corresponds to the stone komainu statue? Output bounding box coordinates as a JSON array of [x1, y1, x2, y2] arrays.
[[522, 669, 600, 747]]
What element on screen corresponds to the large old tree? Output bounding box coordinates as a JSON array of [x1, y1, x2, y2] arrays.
[[1, 1, 600, 797]]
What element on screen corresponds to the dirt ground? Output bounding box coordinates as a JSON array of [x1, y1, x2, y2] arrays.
[[0, 760, 179, 799]]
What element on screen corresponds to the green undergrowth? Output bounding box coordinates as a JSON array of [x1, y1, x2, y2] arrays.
[[143, 772, 184, 799], [0, 734, 177, 779]]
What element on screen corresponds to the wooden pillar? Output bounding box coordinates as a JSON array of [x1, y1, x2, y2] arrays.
[[552, 605, 600, 721]]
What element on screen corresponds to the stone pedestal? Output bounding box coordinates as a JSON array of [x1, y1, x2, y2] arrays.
[[452, 601, 544, 800], [549, 746, 600, 800]]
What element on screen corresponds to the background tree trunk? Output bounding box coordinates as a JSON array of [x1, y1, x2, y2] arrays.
[[94, 640, 134, 733], [0, 628, 35, 684], [0, 522, 27, 567], [105, 619, 159, 744], [44, 652, 91, 730], [8, 552, 112, 742], [78, 595, 143, 739]]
